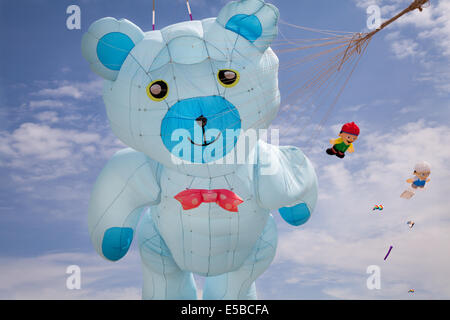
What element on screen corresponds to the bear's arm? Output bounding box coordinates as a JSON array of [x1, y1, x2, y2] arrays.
[[88, 148, 161, 261], [255, 141, 318, 226]]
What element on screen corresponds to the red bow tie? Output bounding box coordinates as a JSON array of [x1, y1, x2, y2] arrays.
[[174, 189, 244, 212]]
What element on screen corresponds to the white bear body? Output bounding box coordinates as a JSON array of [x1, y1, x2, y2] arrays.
[[151, 164, 270, 276], [82, 0, 318, 299]]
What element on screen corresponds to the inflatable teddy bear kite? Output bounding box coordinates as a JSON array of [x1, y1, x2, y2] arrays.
[[82, 0, 318, 299]]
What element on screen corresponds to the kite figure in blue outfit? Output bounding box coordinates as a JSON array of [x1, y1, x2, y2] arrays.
[[401, 161, 431, 199], [81, 0, 318, 300]]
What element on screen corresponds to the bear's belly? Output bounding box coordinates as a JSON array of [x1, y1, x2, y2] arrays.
[[152, 197, 269, 276]]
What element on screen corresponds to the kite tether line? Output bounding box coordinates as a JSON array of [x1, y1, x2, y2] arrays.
[[186, 0, 193, 21], [152, 0, 156, 30], [152, 0, 193, 30]]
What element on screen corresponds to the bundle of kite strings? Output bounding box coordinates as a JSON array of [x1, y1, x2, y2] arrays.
[[270, 0, 431, 143]]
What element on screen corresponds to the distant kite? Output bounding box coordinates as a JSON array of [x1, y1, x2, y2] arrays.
[[384, 246, 393, 261]]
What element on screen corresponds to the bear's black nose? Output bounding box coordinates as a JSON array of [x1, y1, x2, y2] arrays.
[[196, 115, 207, 128]]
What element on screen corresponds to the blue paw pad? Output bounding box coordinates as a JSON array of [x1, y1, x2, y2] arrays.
[[102, 227, 133, 261], [279, 203, 311, 226]]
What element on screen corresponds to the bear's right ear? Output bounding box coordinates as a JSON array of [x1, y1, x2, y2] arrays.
[[81, 17, 144, 81]]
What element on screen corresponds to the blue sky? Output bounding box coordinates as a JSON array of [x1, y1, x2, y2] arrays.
[[0, 0, 449, 299]]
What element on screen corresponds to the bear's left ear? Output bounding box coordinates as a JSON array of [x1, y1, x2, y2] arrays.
[[81, 17, 145, 81], [217, 0, 279, 53]]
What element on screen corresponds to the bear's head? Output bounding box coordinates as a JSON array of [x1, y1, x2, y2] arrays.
[[82, 0, 280, 177]]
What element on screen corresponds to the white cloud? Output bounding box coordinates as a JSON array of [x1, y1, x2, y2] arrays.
[[394, 1, 450, 55], [35, 86, 83, 99], [32, 79, 103, 100], [3, 123, 100, 160], [390, 37, 421, 59], [342, 103, 367, 112], [34, 111, 59, 123], [0, 122, 124, 181], [29, 100, 65, 108], [0, 251, 142, 299]]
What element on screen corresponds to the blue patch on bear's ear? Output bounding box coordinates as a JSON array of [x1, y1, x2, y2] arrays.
[[82, 18, 144, 80], [279, 203, 311, 227], [225, 14, 262, 42], [102, 227, 133, 261], [97, 32, 135, 71]]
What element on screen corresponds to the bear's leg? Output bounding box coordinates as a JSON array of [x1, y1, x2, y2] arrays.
[[138, 210, 197, 300], [202, 215, 278, 300], [141, 261, 197, 300]]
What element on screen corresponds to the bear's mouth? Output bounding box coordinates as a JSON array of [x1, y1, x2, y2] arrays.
[[187, 115, 222, 147], [161, 96, 241, 164], [188, 132, 222, 146]]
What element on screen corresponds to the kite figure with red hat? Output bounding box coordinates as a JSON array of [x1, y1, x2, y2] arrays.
[[326, 122, 360, 159]]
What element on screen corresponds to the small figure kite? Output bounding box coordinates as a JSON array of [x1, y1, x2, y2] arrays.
[[400, 161, 431, 199], [407, 221, 415, 229], [372, 205, 384, 211], [408, 289, 415, 293], [326, 122, 360, 159]]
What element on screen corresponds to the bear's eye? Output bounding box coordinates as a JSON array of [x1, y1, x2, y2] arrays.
[[147, 80, 169, 101], [217, 69, 239, 87]]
